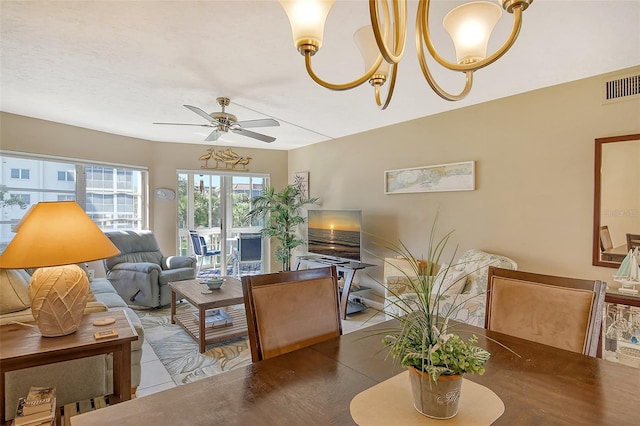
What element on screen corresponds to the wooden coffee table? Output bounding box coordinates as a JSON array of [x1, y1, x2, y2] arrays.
[[169, 277, 248, 353]]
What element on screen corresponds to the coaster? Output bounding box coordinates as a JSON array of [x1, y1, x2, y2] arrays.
[[93, 317, 116, 326]]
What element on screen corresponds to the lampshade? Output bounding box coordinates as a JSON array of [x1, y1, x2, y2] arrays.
[[0, 201, 120, 337], [279, 0, 336, 53], [0, 200, 120, 268], [443, 1, 502, 64], [354, 25, 390, 79]]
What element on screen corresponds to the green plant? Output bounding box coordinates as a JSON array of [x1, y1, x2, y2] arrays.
[[246, 184, 318, 271], [0, 185, 28, 209], [377, 217, 490, 382]]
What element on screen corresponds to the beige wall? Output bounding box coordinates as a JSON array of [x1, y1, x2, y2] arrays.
[[0, 112, 289, 274], [288, 66, 640, 294]]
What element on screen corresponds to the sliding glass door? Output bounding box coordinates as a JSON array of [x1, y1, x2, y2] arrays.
[[177, 171, 267, 275]]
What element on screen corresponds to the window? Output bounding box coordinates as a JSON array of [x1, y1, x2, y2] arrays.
[[0, 153, 148, 252], [57, 170, 75, 182], [10, 168, 30, 179]]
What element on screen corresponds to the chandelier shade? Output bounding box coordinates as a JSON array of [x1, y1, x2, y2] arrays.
[[354, 25, 390, 81], [279, 0, 336, 54], [443, 2, 503, 65]]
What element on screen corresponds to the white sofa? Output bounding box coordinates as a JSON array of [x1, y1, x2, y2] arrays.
[[383, 249, 518, 327]]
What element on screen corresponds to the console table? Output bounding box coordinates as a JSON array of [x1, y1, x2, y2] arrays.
[[599, 288, 640, 363], [0, 310, 138, 423], [294, 256, 375, 319]]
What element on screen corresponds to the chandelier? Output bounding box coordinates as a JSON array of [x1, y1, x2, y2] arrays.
[[279, 0, 533, 109]]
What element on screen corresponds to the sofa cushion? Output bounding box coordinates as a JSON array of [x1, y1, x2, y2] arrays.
[[96, 293, 128, 309], [0, 269, 31, 314], [385, 276, 419, 296], [90, 278, 117, 295], [432, 266, 466, 296]]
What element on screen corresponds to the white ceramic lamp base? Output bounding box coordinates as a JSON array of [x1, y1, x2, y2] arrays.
[[29, 265, 90, 337]]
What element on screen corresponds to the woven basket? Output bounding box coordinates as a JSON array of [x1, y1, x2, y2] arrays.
[[617, 346, 640, 368]]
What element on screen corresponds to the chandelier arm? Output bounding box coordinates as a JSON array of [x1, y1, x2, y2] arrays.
[[415, 2, 473, 101], [370, 0, 407, 64], [303, 51, 384, 91], [419, 0, 524, 73], [374, 62, 399, 110]]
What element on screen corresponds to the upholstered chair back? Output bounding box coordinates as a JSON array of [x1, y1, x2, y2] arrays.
[[104, 230, 163, 270], [485, 267, 606, 357], [242, 266, 341, 362]]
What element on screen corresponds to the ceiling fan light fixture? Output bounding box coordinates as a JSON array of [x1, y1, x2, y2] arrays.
[[443, 1, 503, 65], [279, 0, 336, 55], [154, 97, 279, 143]]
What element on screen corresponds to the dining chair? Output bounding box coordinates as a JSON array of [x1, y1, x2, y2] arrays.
[[600, 225, 613, 252], [485, 267, 606, 357], [241, 266, 342, 362], [626, 233, 640, 251]]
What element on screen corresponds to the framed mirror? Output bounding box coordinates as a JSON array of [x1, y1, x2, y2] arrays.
[[593, 133, 640, 267]]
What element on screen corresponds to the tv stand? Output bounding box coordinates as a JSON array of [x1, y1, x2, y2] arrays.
[[318, 257, 349, 265], [294, 256, 375, 319]]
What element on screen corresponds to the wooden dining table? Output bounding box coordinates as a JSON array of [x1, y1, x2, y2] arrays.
[[70, 319, 639, 425]]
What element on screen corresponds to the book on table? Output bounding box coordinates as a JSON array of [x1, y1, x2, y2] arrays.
[[193, 309, 233, 327], [13, 386, 56, 426]]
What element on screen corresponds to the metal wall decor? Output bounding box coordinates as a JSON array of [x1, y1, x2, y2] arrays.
[[199, 148, 252, 171]]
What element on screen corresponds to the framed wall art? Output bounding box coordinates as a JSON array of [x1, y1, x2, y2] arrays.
[[384, 161, 475, 194], [293, 171, 309, 198]]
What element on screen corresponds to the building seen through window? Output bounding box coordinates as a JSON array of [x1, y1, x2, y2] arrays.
[[0, 154, 147, 252]]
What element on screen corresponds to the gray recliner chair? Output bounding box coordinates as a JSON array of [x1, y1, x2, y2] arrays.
[[104, 230, 196, 308]]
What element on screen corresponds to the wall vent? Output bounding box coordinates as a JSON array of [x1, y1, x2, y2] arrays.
[[602, 72, 640, 104]]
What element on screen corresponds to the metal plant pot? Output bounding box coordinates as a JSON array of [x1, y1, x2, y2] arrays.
[[408, 366, 463, 419]]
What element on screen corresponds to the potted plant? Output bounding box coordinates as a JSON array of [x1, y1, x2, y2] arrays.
[[247, 183, 318, 271], [377, 220, 490, 419]]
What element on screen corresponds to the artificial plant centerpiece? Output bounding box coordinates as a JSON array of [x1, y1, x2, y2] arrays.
[[378, 220, 490, 419], [247, 183, 318, 271]]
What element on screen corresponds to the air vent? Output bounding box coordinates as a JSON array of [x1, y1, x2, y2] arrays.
[[602, 72, 640, 104]]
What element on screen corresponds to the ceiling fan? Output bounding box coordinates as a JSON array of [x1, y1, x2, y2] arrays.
[[154, 97, 279, 143]]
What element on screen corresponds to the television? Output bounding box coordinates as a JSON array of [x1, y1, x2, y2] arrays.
[[307, 209, 362, 262]]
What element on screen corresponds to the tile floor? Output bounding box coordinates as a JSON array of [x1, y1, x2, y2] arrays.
[[135, 307, 386, 398]]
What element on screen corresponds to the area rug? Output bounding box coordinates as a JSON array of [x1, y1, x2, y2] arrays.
[[136, 303, 252, 386]]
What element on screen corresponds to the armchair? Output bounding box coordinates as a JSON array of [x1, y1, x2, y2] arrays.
[[383, 249, 517, 327], [104, 230, 196, 308]]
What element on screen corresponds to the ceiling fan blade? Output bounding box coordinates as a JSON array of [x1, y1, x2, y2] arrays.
[[184, 105, 215, 123], [236, 118, 280, 128], [153, 122, 213, 127], [205, 129, 222, 142], [232, 128, 276, 143]]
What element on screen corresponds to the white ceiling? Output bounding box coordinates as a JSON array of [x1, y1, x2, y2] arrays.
[[1, 1, 639, 151]]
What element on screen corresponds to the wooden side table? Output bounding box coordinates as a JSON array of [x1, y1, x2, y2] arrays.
[[0, 310, 138, 423]]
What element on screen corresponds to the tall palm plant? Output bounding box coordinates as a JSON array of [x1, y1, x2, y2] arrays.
[[247, 184, 318, 271]]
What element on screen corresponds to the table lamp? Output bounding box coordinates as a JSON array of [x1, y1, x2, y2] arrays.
[[0, 201, 120, 337]]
